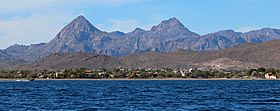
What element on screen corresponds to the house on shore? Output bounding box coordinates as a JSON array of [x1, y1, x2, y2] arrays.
[[85, 70, 94, 75], [16, 71, 22, 76], [55, 71, 65, 79], [265, 72, 277, 79], [84, 70, 95, 78]]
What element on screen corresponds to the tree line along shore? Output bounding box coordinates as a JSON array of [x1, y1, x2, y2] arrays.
[[0, 67, 279, 80]]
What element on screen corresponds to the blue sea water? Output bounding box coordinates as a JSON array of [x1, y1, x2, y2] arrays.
[[0, 80, 280, 111]]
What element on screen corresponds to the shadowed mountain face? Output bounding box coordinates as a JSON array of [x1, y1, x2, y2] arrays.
[[45, 15, 102, 53], [2, 15, 280, 62], [192, 30, 245, 50], [0, 50, 11, 60], [0, 50, 27, 69], [242, 28, 280, 43], [33, 52, 122, 70], [0, 50, 11, 69], [12, 39, 280, 70]]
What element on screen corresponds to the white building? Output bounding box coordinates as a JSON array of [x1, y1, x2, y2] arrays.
[[265, 73, 277, 79]]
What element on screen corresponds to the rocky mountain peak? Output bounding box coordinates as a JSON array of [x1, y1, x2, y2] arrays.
[[151, 17, 187, 31], [51, 15, 104, 42], [3, 15, 280, 64], [131, 28, 145, 34], [215, 29, 242, 36], [201, 29, 241, 38], [45, 15, 103, 53], [165, 17, 181, 24], [62, 15, 101, 33], [245, 28, 279, 34], [109, 31, 125, 36], [218, 29, 236, 33]]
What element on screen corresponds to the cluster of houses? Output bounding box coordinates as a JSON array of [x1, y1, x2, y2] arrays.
[[265, 72, 277, 79], [47, 68, 200, 79], [12, 67, 279, 79]]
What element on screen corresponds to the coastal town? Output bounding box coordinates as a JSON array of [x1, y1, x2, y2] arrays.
[[0, 67, 278, 80]]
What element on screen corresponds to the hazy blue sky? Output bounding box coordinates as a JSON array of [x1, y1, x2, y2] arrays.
[[0, 0, 280, 49]]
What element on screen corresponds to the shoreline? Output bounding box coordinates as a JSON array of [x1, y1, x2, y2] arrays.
[[0, 78, 278, 81]]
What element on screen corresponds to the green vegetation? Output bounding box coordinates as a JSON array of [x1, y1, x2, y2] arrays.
[[0, 67, 279, 79]]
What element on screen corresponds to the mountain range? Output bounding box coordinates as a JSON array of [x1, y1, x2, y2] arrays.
[[1, 15, 280, 69], [12, 39, 280, 70]]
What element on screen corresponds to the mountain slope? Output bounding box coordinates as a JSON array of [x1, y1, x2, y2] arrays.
[[34, 52, 122, 70], [7, 39, 280, 70], [216, 40, 280, 67], [5, 43, 46, 61], [2, 15, 280, 62], [45, 16, 103, 53], [0, 50, 12, 69], [119, 40, 280, 69], [0, 50, 27, 69], [103, 18, 200, 56], [193, 30, 246, 50], [242, 28, 280, 43]]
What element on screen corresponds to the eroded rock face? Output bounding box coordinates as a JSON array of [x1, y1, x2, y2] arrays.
[[3, 15, 280, 62]]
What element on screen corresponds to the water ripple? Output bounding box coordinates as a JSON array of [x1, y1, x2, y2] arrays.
[[0, 80, 280, 110]]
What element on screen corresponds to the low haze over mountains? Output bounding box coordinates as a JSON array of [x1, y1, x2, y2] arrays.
[[1, 16, 280, 69]]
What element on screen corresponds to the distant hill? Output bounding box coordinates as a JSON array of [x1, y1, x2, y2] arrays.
[[8, 40, 279, 70], [32, 52, 123, 70], [0, 58, 11, 70], [215, 40, 280, 68], [0, 50, 26, 69], [2, 15, 280, 62], [120, 40, 280, 69], [0, 50, 13, 69]]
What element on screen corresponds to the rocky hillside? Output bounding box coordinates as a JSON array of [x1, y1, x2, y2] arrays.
[[9, 40, 279, 70], [0, 50, 11, 69], [32, 52, 122, 69], [121, 40, 280, 69], [2, 15, 280, 63], [0, 50, 27, 69]]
